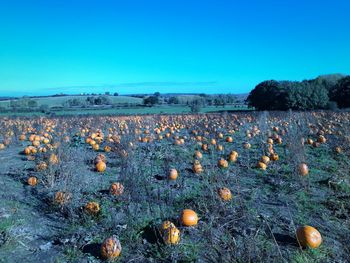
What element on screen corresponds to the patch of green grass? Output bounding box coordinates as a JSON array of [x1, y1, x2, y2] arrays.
[[291, 246, 332, 263]]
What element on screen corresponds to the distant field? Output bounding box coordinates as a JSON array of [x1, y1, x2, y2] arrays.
[[0, 95, 143, 108], [0, 105, 249, 117]]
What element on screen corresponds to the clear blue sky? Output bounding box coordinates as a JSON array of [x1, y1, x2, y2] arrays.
[[0, 0, 349, 96]]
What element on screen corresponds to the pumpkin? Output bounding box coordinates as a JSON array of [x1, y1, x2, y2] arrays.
[[218, 158, 229, 168], [243, 142, 251, 149], [36, 161, 48, 171], [216, 144, 224, 151], [54, 191, 72, 205], [334, 147, 342, 153], [92, 144, 100, 151], [24, 147, 31, 155], [181, 209, 198, 226], [317, 135, 326, 143], [163, 225, 180, 245], [226, 136, 233, 143], [193, 160, 203, 174], [94, 154, 107, 164], [260, 156, 270, 165], [96, 161, 106, 172], [298, 163, 309, 176], [85, 201, 100, 215], [104, 145, 111, 152], [110, 182, 124, 196], [270, 153, 279, 161], [296, 225, 322, 249], [27, 176, 38, 186], [194, 150, 203, 159], [218, 187, 232, 201], [275, 137, 282, 144], [201, 144, 208, 151], [101, 235, 122, 260], [169, 169, 178, 180], [49, 153, 59, 165], [267, 138, 274, 144], [257, 162, 267, 170], [306, 138, 313, 145]]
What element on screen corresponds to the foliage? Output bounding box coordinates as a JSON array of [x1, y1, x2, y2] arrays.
[[143, 95, 160, 106], [330, 76, 350, 108], [247, 74, 349, 110]]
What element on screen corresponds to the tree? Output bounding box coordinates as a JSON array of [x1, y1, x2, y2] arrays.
[[189, 99, 204, 113], [154, 92, 160, 97], [246, 80, 288, 110], [168, 96, 179, 104], [114, 92, 119, 96], [330, 76, 350, 108], [286, 81, 329, 110], [143, 96, 159, 106]]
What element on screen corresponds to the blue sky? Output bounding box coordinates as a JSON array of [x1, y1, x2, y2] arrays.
[[0, 0, 349, 96]]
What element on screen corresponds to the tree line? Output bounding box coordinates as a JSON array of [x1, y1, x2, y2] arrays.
[[247, 74, 350, 110]]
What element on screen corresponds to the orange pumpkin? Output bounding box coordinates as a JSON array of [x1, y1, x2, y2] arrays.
[[110, 182, 124, 196], [270, 153, 279, 161], [96, 161, 106, 172], [257, 162, 267, 170], [85, 201, 100, 215], [27, 176, 38, 186], [169, 169, 178, 180], [218, 187, 232, 201], [101, 235, 122, 260], [260, 155, 270, 165], [193, 160, 203, 174], [54, 191, 72, 205], [296, 225, 322, 249], [226, 136, 233, 143], [181, 209, 198, 226], [298, 163, 309, 176]]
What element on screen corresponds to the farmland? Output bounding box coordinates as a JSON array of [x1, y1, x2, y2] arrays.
[[0, 111, 349, 262]]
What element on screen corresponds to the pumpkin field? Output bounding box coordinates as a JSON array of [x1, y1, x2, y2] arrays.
[[0, 111, 349, 262]]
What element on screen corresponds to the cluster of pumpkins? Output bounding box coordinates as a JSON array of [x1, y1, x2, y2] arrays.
[[1, 113, 340, 261]]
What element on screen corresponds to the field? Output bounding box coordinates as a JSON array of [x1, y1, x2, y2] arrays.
[[0, 111, 349, 262], [0, 95, 143, 108]]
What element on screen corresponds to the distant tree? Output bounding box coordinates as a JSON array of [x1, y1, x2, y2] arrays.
[[189, 98, 205, 113], [330, 76, 350, 108], [246, 80, 289, 110], [113, 92, 119, 96], [143, 96, 159, 106], [154, 92, 161, 97], [105, 91, 110, 96], [168, 96, 179, 104]]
